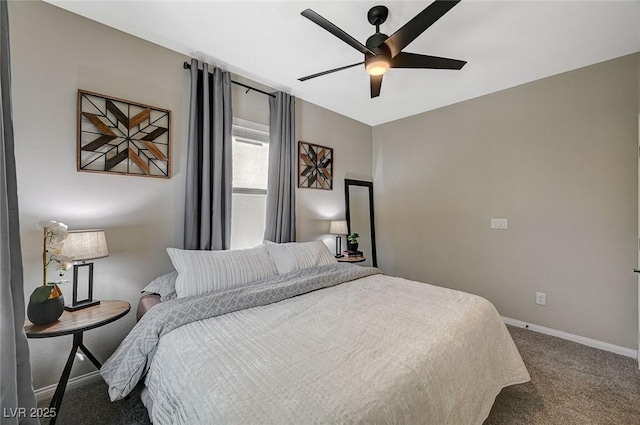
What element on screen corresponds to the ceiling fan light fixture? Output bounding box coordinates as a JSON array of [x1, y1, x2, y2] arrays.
[[365, 56, 390, 76], [298, 3, 466, 98]]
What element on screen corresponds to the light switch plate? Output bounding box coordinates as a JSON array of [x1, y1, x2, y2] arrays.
[[490, 218, 508, 229]]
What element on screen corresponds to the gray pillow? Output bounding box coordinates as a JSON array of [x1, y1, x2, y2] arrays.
[[167, 246, 278, 298], [142, 271, 178, 302], [264, 240, 337, 274]]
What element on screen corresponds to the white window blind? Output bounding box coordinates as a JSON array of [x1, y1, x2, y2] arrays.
[[230, 118, 269, 249]]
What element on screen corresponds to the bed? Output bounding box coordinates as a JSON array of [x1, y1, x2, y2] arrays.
[[102, 241, 529, 425]]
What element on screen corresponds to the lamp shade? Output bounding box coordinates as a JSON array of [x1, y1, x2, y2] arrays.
[[61, 229, 109, 261], [329, 220, 348, 235]]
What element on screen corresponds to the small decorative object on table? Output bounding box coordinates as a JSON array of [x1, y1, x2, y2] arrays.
[[27, 221, 71, 326], [347, 232, 359, 253]]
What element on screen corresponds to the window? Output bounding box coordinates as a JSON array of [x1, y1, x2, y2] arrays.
[[230, 118, 269, 249]]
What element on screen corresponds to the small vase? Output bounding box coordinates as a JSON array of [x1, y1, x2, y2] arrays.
[[27, 285, 65, 325], [347, 242, 359, 252]]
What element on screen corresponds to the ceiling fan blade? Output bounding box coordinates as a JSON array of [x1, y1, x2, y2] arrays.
[[385, 0, 461, 57], [391, 52, 466, 70], [370, 75, 383, 98], [301, 9, 375, 56], [298, 62, 364, 82]]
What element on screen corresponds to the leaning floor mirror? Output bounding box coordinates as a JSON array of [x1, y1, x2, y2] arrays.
[[344, 179, 377, 267]]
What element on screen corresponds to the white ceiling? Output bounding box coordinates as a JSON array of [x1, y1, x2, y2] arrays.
[[46, 0, 640, 126]]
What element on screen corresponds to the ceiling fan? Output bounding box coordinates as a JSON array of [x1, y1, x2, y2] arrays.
[[298, 0, 467, 98]]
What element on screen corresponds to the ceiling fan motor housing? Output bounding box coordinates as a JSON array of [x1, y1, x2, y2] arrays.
[[366, 32, 390, 51], [364, 34, 391, 75], [365, 33, 391, 73]]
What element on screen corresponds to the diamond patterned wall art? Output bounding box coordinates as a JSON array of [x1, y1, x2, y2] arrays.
[[77, 90, 171, 178], [298, 141, 333, 190]]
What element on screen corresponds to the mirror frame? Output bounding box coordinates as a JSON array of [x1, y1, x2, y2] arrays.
[[344, 179, 377, 267]]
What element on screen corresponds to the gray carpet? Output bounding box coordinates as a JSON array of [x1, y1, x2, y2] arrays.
[[39, 326, 640, 424], [486, 326, 640, 424]]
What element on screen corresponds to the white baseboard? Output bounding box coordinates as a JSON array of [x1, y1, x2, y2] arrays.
[[502, 316, 638, 359], [35, 370, 102, 401]]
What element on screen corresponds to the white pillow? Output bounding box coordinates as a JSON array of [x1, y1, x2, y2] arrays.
[[264, 240, 337, 274], [167, 246, 278, 298]]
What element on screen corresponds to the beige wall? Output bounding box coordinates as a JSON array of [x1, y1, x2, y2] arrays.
[[373, 54, 640, 350], [296, 100, 372, 244], [9, 0, 371, 390]]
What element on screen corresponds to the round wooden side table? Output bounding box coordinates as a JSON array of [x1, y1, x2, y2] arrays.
[[25, 300, 130, 425], [337, 256, 366, 263]]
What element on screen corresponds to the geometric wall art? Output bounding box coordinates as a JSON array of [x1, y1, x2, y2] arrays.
[[77, 90, 171, 178], [298, 141, 333, 190]]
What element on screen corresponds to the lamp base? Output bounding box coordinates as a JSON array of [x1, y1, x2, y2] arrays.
[[334, 235, 343, 258], [65, 299, 100, 312]]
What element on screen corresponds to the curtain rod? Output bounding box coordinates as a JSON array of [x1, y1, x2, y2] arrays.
[[183, 62, 276, 98]]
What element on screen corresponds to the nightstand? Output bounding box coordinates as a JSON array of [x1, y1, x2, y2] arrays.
[[337, 256, 366, 263], [25, 300, 130, 424]]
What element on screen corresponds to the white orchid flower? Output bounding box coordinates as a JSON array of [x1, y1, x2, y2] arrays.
[[46, 242, 64, 254], [37, 219, 57, 230], [55, 260, 72, 272], [41, 220, 67, 231], [39, 219, 72, 286], [51, 229, 68, 243], [40, 220, 68, 243], [52, 252, 72, 261], [49, 222, 66, 233]]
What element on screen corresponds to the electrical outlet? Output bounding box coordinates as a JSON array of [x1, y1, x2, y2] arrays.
[[536, 292, 546, 306]]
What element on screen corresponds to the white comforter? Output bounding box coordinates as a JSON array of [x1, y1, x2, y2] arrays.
[[144, 274, 529, 424]]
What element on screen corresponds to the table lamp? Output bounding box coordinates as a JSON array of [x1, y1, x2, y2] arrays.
[[61, 229, 109, 311], [329, 220, 348, 258]]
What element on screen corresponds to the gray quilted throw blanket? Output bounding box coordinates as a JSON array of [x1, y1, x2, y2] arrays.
[[101, 263, 380, 401]]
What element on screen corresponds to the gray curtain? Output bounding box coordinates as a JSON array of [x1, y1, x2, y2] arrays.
[[264, 92, 296, 243], [0, 1, 40, 423], [184, 59, 233, 250]]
